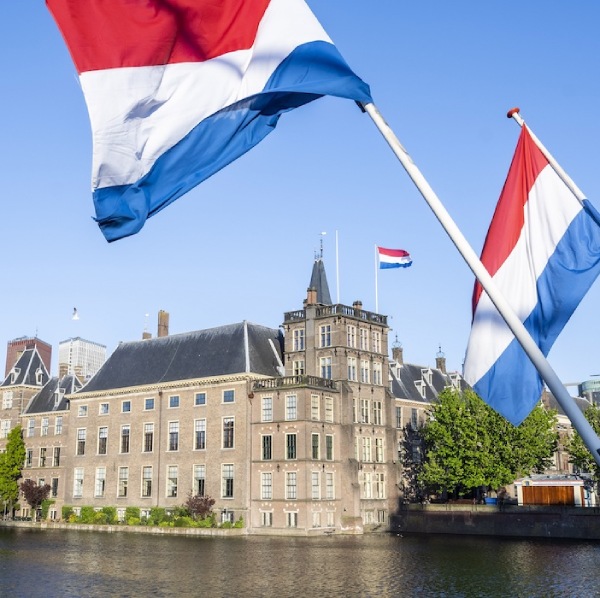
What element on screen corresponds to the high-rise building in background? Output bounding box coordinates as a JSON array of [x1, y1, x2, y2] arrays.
[[58, 337, 107, 380], [5, 337, 52, 378]]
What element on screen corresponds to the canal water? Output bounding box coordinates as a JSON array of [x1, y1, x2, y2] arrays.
[[0, 528, 598, 597]]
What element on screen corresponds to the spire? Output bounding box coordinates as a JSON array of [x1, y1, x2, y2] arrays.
[[307, 258, 332, 305]]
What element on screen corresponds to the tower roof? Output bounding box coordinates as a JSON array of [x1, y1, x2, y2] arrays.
[[309, 258, 332, 305]]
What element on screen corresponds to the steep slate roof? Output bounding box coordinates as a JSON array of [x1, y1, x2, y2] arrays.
[[79, 321, 283, 393], [1, 347, 50, 388], [309, 258, 332, 305], [390, 363, 469, 403], [24, 375, 82, 414]]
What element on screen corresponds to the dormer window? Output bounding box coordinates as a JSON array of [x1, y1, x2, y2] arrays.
[[35, 368, 44, 386], [421, 368, 433, 386], [54, 388, 65, 409], [10, 368, 20, 384], [414, 380, 426, 399]]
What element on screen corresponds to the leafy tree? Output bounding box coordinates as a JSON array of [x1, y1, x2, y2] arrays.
[[184, 492, 215, 520], [418, 388, 557, 499], [565, 402, 600, 487], [0, 425, 26, 518], [20, 479, 51, 521]]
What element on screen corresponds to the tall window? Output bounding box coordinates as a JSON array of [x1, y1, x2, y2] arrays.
[[320, 357, 332, 379], [326, 435, 334, 461], [286, 472, 297, 500], [374, 472, 386, 499], [311, 434, 320, 460], [261, 397, 273, 422], [53, 447, 61, 467], [293, 360, 305, 376], [311, 395, 320, 420], [51, 478, 59, 498], [223, 417, 234, 449], [27, 419, 35, 438], [411, 408, 418, 430], [222, 464, 234, 498], [362, 472, 372, 499], [2, 391, 13, 409], [320, 325, 332, 347], [41, 418, 49, 436], [223, 389, 235, 403], [0, 420, 10, 439], [347, 325, 356, 348], [373, 362, 383, 385], [293, 328, 305, 351], [285, 395, 297, 421], [325, 397, 333, 423], [261, 511, 273, 527], [76, 428, 86, 456], [55, 416, 63, 435], [286, 511, 298, 528], [142, 466, 152, 497], [360, 360, 370, 384], [26, 449, 33, 467], [95, 467, 106, 497], [194, 464, 205, 496], [168, 421, 179, 451], [326, 472, 334, 499], [375, 438, 384, 463], [118, 467, 128, 497], [144, 423, 154, 452], [121, 425, 130, 454], [360, 399, 370, 424], [39, 448, 47, 467], [373, 401, 382, 425], [262, 435, 272, 461], [194, 419, 206, 450], [261, 472, 272, 500], [359, 329, 369, 350], [311, 471, 320, 500], [347, 357, 357, 381], [395, 407, 402, 429], [98, 427, 108, 455], [372, 330, 381, 353], [167, 465, 178, 497], [362, 437, 372, 462], [73, 468, 84, 498], [286, 434, 297, 460]]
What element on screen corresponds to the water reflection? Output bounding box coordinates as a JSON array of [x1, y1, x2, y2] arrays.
[[0, 528, 599, 597]]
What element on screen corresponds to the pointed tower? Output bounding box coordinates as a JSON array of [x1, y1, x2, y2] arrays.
[[307, 258, 332, 306]]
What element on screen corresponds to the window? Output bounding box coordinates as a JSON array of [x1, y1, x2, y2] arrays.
[[373, 362, 383, 385], [286, 434, 297, 460], [39, 448, 47, 467], [320, 357, 332, 379], [122, 400, 131, 413], [261, 472, 272, 500], [362, 472, 372, 499], [361, 399, 370, 424], [262, 435, 272, 460], [395, 407, 402, 429], [194, 465, 205, 496], [143, 423, 154, 452], [319, 325, 332, 348], [194, 419, 206, 450], [286, 472, 297, 500], [55, 416, 63, 435], [372, 330, 381, 353], [261, 511, 273, 527], [78, 405, 88, 417], [326, 435, 333, 461], [325, 397, 333, 423], [223, 389, 235, 403], [41, 418, 49, 436], [373, 401, 382, 426], [375, 438, 384, 463], [223, 417, 234, 449], [326, 511, 335, 527], [362, 437, 372, 462], [98, 427, 108, 455], [169, 395, 180, 408], [118, 467, 128, 497], [222, 464, 234, 498], [95, 467, 106, 497], [0, 420, 10, 439], [27, 419, 35, 438], [411, 408, 418, 430], [168, 422, 179, 451], [2, 390, 13, 409], [35, 368, 44, 386], [285, 395, 297, 420], [76, 429, 86, 456], [347, 325, 356, 348], [359, 329, 369, 350], [121, 425, 130, 454], [261, 397, 273, 422], [195, 392, 206, 406], [144, 398, 155, 411], [142, 466, 152, 497], [26, 449, 33, 467], [51, 478, 59, 499], [286, 511, 298, 528], [311, 395, 320, 420], [293, 360, 305, 376], [311, 471, 320, 500], [311, 434, 320, 460], [293, 329, 305, 351], [99, 403, 109, 415], [360, 360, 370, 384], [374, 472, 386, 499], [326, 472, 334, 500], [347, 357, 357, 381], [167, 465, 178, 497], [73, 468, 84, 498], [53, 447, 61, 467]]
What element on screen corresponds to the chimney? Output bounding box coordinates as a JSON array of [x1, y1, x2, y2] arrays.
[[158, 310, 170, 338], [58, 363, 69, 378], [392, 345, 403, 365], [352, 300, 363, 311], [306, 287, 318, 306], [142, 331, 152, 340], [436, 346, 446, 374]]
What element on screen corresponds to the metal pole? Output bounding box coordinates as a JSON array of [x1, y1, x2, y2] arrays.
[[360, 101, 600, 467]]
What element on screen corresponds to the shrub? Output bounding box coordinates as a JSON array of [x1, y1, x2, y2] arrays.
[[62, 505, 74, 521], [220, 521, 232, 529], [125, 506, 140, 522], [233, 517, 244, 529], [127, 517, 141, 526], [148, 507, 167, 526], [41, 500, 55, 521], [174, 516, 195, 528], [79, 506, 96, 524], [68, 513, 78, 523], [101, 506, 118, 525], [93, 512, 108, 525]]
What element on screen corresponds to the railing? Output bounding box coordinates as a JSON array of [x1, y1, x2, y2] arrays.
[[283, 304, 387, 326], [253, 376, 338, 391]]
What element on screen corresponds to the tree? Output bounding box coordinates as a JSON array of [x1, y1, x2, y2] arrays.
[[0, 425, 26, 518], [184, 492, 215, 520], [565, 402, 600, 488], [418, 388, 558, 499], [20, 480, 51, 522]]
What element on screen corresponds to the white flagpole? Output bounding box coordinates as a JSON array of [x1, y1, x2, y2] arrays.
[[336, 230, 340, 304], [374, 245, 379, 313], [360, 101, 600, 467]]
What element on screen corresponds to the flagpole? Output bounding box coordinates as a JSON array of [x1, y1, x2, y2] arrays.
[[359, 101, 600, 467], [336, 230, 340, 304], [374, 245, 379, 313]]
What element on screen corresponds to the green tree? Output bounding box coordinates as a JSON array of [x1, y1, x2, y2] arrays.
[[418, 389, 557, 499], [565, 402, 600, 487], [0, 425, 26, 518]]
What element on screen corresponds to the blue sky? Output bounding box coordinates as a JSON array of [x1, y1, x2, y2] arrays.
[[2, 2, 600, 390]]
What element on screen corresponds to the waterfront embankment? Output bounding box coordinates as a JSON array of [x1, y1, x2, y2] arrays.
[[390, 503, 600, 540]]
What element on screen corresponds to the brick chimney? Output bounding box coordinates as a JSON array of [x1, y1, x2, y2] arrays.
[[158, 310, 170, 338], [392, 345, 404, 365], [306, 287, 318, 306], [142, 331, 152, 340]]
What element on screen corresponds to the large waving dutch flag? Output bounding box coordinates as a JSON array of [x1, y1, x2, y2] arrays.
[[47, 0, 372, 242], [463, 125, 600, 426]]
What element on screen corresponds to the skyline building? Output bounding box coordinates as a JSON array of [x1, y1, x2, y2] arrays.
[[58, 337, 107, 381]]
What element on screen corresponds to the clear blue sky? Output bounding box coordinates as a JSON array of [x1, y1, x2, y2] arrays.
[[2, 2, 600, 389]]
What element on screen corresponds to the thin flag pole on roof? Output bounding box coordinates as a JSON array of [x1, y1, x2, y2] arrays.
[[359, 101, 600, 467]]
